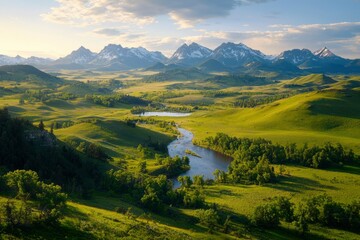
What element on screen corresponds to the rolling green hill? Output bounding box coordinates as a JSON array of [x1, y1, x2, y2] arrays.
[[283, 74, 336, 88], [183, 88, 360, 153], [0, 65, 64, 88], [55, 120, 174, 159]]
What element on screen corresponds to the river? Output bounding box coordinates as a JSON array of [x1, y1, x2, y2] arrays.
[[137, 112, 191, 117], [168, 128, 232, 188]]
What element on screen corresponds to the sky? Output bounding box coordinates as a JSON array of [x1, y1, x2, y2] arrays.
[[0, 0, 359, 59]]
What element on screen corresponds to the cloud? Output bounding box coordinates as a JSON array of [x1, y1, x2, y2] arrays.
[[42, 0, 272, 28], [93, 28, 122, 36]]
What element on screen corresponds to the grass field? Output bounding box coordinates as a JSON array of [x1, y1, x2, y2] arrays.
[[179, 89, 360, 153], [1, 69, 359, 239]]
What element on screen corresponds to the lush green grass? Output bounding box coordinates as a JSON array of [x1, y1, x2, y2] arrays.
[[1, 70, 360, 239], [180, 89, 360, 153], [205, 165, 360, 216], [55, 119, 176, 171], [282, 74, 336, 87]]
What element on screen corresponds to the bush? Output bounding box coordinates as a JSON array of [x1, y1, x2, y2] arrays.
[[183, 189, 205, 208], [5, 170, 39, 200], [2, 170, 67, 225], [252, 203, 280, 227], [197, 209, 219, 233]]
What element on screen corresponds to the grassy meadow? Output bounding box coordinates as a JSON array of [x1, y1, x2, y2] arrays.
[[0, 68, 359, 239]]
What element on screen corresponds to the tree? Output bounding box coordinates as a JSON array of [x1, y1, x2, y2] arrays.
[[197, 209, 219, 233], [138, 161, 147, 174], [183, 189, 204, 208], [193, 175, 205, 187], [252, 203, 280, 227], [141, 189, 162, 212], [213, 169, 227, 183], [38, 120, 45, 131], [36, 182, 67, 223], [178, 176, 192, 188], [274, 197, 294, 222], [294, 202, 309, 236], [2, 170, 67, 225], [5, 170, 39, 200]]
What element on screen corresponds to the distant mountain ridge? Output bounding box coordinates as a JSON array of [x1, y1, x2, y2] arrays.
[[0, 43, 359, 73], [168, 42, 213, 66]]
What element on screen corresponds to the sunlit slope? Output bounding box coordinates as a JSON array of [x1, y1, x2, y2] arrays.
[[55, 120, 174, 158], [183, 89, 360, 152], [284, 74, 336, 86]]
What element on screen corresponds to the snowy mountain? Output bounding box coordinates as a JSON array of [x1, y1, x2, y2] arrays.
[[54, 46, 96, 65], [0, 54, 53, 66], [0, 55, 26, 65], [212, 42, 271, 68], [168, 43, 213, 66], [24, 57, 53, 65], [276, 49, 316, 65], [90, 44, 167, 70], [0, 43, 358, 73], [314, 47, 336, 58]]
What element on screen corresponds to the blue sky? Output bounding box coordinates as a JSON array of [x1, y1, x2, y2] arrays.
[[1, 0, 359, 58]]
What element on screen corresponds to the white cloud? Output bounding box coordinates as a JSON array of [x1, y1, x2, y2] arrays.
[[42, 0, 272, 28], [93, 28, 122, 36]]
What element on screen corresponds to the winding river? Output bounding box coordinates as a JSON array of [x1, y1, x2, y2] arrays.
[[168, 128, 232, 188], [137, 112, 232, 187]]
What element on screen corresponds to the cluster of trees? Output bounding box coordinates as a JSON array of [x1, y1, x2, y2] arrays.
[[234, 93, 292, 108], [137, 140, 168, 156], [204, 133, 357, 170], [202, 91, 238, 98], [67, 140, 111, 162], [213, 156, 276, 185], [129, 117, 178, 135], [0, 170, 67, 229], [0, 108, 102, 197], [103, 170, 205, 212], [51, 120, 75, 130], [252, 195, 360, 235], [85, 94, 149, 107], [20, 90, 77, 104], [22, 90, 51, 103], [155, 155, 190, 177]]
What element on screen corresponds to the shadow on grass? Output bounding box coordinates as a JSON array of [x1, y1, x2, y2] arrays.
[[326, 164, 360, 176], [73, 193, 209, 234], [64, 204, 90, 220], [2, 223, 96, 240], [250, 225, 331, 240], [266, 175, 338, 193]]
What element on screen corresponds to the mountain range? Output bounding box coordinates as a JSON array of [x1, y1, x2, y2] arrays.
[[1, 43, 359, 74]]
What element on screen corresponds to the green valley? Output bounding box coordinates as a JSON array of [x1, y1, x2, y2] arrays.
[[0, 65, 359, 240]]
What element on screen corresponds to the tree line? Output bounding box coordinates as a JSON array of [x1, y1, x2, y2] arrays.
[[234, 93, 292, 108], [203, 133, 358, 184], [252, 194, 360, 235], [85, 94, 149, 107]]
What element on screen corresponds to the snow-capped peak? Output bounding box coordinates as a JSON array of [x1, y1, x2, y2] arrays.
[[55, 46, 96, 64], [314, 47, 336, 58], [212, 42, 270, 67], [171, 42, 213, 60]]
